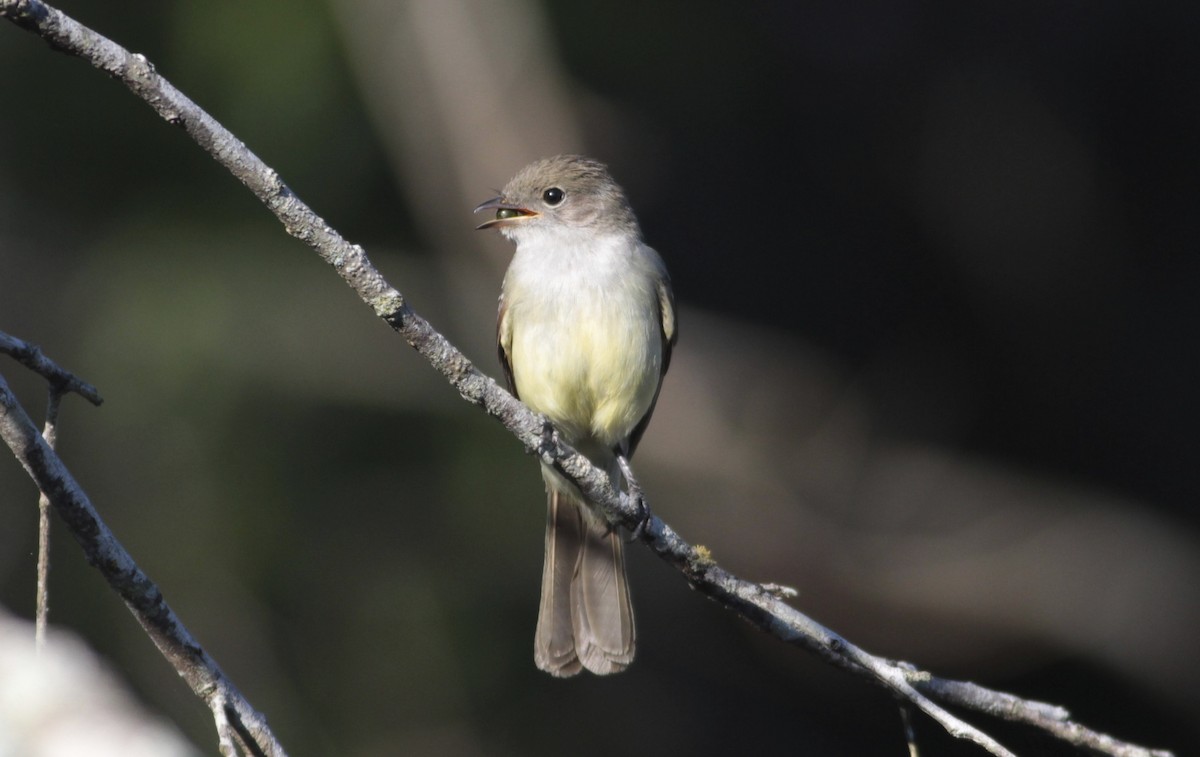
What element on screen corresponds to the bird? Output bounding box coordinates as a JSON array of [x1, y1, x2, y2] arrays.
[[475, 155, 676, 676]]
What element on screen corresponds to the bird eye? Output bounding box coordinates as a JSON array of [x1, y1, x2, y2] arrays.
[[542, 187, 565, 206]]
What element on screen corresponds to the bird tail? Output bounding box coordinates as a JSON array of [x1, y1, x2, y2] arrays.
[[534, 487, 635, 676]]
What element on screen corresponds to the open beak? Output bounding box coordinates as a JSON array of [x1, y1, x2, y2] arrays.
[[474, 196, 538, 230]]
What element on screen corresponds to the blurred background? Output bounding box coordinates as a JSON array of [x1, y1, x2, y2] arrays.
[[1, 1, 1198, 754]]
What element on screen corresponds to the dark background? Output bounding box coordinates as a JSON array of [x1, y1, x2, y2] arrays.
[[1, 1, 1197, 755]]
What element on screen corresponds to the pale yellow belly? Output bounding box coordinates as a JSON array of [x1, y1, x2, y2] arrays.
[[510, 302, 661, 450]]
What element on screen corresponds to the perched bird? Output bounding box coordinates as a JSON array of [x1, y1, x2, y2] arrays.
[[476, 155, 676, 676]]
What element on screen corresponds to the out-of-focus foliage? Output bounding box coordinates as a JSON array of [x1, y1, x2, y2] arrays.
[[2, 2, 1197, 755]]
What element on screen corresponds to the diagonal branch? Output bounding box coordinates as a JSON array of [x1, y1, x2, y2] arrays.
[[0, 368, 286, 757], [0, 2, 1173, 755]]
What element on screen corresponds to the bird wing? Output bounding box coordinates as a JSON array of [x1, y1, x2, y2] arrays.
[[624, 274, 676, 458], [497, 293, 518, 399]]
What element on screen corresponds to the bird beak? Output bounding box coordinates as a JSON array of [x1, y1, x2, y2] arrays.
[[474, 196, 538, 230]]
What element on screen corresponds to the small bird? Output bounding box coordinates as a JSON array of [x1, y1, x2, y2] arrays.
[[476, 155, 676, 676]]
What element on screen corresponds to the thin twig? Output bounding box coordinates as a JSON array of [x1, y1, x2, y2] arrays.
[[0, 2, 1175, 756], [34, 389, 61, 653], [209, 691, 237, 757], [0, 331, 103, 406], [899, 702, 920, 757]]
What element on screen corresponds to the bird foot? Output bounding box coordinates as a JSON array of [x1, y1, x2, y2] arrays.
[[616, 454, 651, 542], [537, 419, 559, 462]]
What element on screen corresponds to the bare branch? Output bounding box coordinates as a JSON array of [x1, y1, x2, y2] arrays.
[[0, 370, 286, 757], [911, 672, 1172, 757], [34, 388, 60, 652], [0, 2, 1174, 756], [0, 331, 103, 406], [0, 328, 100, 653]]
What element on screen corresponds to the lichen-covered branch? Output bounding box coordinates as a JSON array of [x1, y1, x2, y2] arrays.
[[0, 2, 1173, 755]]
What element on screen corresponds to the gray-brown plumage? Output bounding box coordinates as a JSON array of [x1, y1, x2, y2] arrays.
[[476, 155, 676, 675]]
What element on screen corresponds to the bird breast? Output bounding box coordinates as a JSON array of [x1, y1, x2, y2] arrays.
[[502, 235, 663, 448]]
